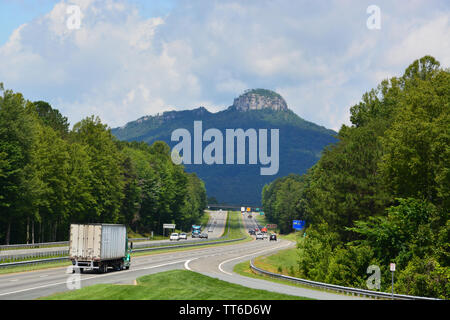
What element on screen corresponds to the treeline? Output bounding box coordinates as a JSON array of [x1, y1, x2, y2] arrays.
[[0, 85, 206, 245], [261, 56, 449, 298]]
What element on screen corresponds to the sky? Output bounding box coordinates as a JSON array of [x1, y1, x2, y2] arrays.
[[0, 0, 449, 131]]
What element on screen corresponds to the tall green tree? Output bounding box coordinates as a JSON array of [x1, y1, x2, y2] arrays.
[[71, 116, 125, 223], [0, 88, 37, 244]]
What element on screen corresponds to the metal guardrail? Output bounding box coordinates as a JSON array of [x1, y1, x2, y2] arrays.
[[0, 257, 70, 268], [0, 211, 242, 269], [0, 250, 68, 263], [0, 241, 69, 250], [249, 259, 441, 300], [0, 238, 151, 251], [0, 237, 246, 269]]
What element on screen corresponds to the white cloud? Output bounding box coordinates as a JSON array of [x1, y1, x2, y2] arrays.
[[385, 14, 450, 67], [0, 0, 449, 130]]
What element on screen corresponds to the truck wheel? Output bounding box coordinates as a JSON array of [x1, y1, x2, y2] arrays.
[[99, 264, 107, 273]]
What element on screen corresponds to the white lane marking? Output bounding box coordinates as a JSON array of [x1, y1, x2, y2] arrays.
[[218, 242, 291, 276], [39, 275, 49, 278], [9, 279, 19, 282], [0, 259, 188, 297], [184, 258, 197, 271]]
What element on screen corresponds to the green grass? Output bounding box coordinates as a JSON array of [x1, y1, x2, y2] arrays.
[[225, 211, 251, 240], [250, 232, 304, 276], [0, 252, 68, 264], [232, 233, 333, 295], [41, 269, 310, 300], [200, 210, 211, 227], [0, 261, 72, 275], [233, 260, 326, 295]]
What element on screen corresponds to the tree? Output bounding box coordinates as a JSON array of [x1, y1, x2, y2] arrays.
[[33, 101, 69, 137], [71, 116, 124, 223], [0, 89, 37, 244]]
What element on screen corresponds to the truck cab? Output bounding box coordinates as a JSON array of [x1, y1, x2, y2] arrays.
[[124, 239, 132, 270], [192, 225, 202, 238]]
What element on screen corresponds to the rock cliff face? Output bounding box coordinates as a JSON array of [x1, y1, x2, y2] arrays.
[[232, 89, 288, 111]]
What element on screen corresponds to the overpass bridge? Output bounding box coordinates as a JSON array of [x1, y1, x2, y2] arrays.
[[206, 204, 261, 211]]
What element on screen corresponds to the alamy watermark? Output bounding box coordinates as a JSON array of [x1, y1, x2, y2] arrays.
[[171, 121, 279, 176], [66, 4, 82, 30], [66, 266, 81, 290], [366, 5, 381, 30], [366, 265, 381, 290]]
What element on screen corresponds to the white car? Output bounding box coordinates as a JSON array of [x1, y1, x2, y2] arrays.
[[256, 233, 264, 240], [170, 233, 179, 241], [179, 233, 187, 240]]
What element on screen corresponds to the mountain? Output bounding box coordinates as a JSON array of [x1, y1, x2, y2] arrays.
[[112, 89, 337, 206]]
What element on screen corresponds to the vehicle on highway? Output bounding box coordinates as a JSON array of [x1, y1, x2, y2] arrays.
[[179, 233, 187, 240], [248, 229, 256, 235], [192, 225, 202, 238], [69, 223, 132, 273], [256, 233, 264, 240], [199, 232, 209, 239], [269, 233, 277, 241], [263, 233, 268, 239], [170, 233, 180, 241], [261, 227, 268, 233]]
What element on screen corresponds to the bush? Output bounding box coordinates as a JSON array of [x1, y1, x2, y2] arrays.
[[396, 257, 449, 299]]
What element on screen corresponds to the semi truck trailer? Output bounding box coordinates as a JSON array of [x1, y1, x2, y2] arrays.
[[69, 223, 132, 273]]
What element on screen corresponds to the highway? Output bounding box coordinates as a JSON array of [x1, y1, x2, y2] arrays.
[[0, 211, 366, 300], [0, 210, 226, 258]]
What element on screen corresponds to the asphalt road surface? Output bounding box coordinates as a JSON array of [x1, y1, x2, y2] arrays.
[[0, 211, 366, 300], [0, 210, 227, 258]]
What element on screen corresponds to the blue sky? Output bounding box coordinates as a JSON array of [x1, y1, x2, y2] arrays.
[[0, 0, 175, 45], [0, 0, 449, 130]]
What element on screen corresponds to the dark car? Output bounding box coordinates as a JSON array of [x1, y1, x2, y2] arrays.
[[249, 229, 256, 235], [269, 234, 277, 241], [199, 233, 208, 239]]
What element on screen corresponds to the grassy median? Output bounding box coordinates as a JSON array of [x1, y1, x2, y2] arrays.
[[41, 269, 309, 300]]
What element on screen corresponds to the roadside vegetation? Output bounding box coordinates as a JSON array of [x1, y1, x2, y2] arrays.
[[260, 56, 450, 299], [41, 269, 310, 300], [0, 84, 207, 245]]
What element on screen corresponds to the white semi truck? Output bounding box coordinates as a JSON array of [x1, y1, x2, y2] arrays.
[[69, 223, 132, 273]]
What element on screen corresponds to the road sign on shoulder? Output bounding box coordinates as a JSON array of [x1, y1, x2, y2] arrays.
[[390, 263, 396, 272], [293, 220, 305, 230], [163, 224, 176, 229]]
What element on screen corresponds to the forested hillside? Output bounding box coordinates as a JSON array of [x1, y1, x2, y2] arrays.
[[0, 85, 206, 245], [261, 56, 449, 298], [112, 93, 337, 205]]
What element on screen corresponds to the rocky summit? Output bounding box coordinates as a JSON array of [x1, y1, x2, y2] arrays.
[[232, 89, 288, 112], [112, 89, 336, 205]]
